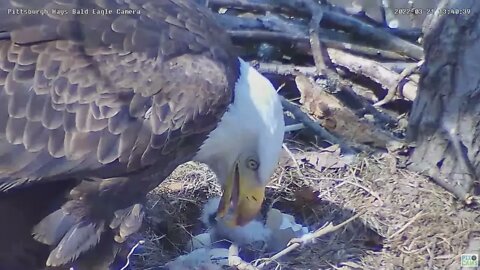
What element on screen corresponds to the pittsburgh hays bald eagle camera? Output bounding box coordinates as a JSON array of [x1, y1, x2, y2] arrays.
[[0, 0, 285, 269]]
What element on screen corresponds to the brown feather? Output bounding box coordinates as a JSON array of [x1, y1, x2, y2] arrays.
[[0, 0, 240, 268]]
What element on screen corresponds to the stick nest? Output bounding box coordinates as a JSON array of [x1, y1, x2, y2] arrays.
[[131, 143, 477, 269]]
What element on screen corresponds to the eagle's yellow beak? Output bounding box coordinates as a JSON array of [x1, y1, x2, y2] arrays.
[[217, 164, 265, 226]]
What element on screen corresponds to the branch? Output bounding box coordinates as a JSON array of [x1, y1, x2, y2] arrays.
[[256, 209, 366, 269], [280, 96, 358, 154], [120, 239, 145, 270], [327, 48, 418, 102], [302, 0, 329, 73], [209, 0, 285, 13], [252, 62, 317, 77], [276, 0, 423, 60], [338, 84, 398, 128], [211, 0, 423, 60], [222, 13, 410, 61], [374, 59, 424, 106], [252, 61, 398, 128]]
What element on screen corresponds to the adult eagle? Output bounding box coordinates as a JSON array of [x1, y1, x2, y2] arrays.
[[0, 0, 285, 269]]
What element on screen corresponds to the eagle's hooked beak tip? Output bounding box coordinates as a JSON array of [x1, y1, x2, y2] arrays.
[[217, 166, 265, 227]]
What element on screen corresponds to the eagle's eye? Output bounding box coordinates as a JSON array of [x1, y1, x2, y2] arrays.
[[246, 158, 259, 170]]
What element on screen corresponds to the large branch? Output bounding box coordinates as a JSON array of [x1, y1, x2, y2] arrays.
[[215, 11, 419, 103], [209, 0, 423, 60], [327, 48, 418, 102]]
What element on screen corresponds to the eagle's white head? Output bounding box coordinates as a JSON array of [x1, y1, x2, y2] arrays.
[[194, 58, 285, 226]]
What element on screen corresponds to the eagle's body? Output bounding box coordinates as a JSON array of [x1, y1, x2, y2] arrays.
[[0, 0, 284, 269]]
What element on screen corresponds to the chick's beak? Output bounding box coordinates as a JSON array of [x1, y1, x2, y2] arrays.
[[217, 164, 265, 226]]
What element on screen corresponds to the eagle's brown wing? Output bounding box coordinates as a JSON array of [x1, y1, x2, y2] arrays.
[[0, 0, 239, 268], [0, 0, 239, 189]]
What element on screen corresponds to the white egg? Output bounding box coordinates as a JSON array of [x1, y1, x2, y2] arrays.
[[266, 208, 310, 252]]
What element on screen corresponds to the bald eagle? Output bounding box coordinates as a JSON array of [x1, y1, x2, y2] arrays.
[[0, 0, 285, 269]]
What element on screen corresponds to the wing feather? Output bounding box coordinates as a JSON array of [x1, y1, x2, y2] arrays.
[[23, 120, 49, 152], [0, 0, 239, 190], [48, 127, 66, 158], [26, 92, 47, 121], [0, 1, 243, 267], [97, 131, 121, 164]]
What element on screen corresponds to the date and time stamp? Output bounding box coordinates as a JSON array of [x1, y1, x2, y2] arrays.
[[394, 7, 471, 16]]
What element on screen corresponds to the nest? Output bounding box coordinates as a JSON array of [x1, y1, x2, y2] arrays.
[[130, 142, 477, 270]]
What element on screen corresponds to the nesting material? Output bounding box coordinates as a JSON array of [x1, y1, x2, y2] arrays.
[[168, 197, 310, 269], [135, 152, 478, 269], [186, 233, 212, 250]]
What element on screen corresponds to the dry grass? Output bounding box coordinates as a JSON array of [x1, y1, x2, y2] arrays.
[[131, 143, 478, 270]]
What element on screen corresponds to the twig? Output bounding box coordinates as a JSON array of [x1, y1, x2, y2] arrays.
[[120, 239, 145, 270], [228, 244, 259, 270], [256, 209, 366, 269], [301, 0, 329, 73], [374, 59, 424, 106], [388, 211, 424, 239], [282, 143, 303, 176], [421, 162, 473, 203], [339, 180, 384, 205], [290, 0, 345, 100]]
